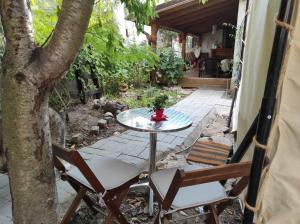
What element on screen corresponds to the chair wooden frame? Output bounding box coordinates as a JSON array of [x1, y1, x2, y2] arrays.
[[52, 144, 139, 224], [149, 162, 252, 224]]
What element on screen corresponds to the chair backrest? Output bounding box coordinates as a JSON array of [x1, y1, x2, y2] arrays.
[[52, 144, 105, 193], [181, 162, 251, 187], [159, 162, 252, 210]]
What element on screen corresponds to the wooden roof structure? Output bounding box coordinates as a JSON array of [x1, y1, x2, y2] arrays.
[[153, 0, 239, 36]]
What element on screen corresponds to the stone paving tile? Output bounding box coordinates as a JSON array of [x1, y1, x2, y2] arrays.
[[0, 201, 12, 221], [56, 180, 76, 204], [80, 147, 121, 158], [0, 185, 10, 202], [0, 174, 9, 190], [117, 154, 147, 169], [0, 214, 12, 224], [137, 148, 169, 161], [160, 134, 177, 144]]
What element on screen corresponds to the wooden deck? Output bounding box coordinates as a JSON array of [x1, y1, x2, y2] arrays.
[[179, 77, 230, 88]]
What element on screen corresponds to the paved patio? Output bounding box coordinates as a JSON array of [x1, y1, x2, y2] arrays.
[[0, 87, 231, 223]]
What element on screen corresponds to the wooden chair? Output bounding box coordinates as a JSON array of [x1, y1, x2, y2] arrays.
[[149, 162, 252, 224], [186, 140, 233, 166], [52, 144, 141, 224]]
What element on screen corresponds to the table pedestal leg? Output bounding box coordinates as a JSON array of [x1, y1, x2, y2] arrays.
[[148, 132, 157, 216]]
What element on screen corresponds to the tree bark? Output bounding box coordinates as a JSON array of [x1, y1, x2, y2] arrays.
[[0, 0, 94, 223], [0, 108, 66, 172]]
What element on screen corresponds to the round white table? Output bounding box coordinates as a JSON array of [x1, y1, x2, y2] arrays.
[[117, 108, 193, 216]]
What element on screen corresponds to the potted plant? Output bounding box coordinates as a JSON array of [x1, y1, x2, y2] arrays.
[[152, 95, 168, 121]]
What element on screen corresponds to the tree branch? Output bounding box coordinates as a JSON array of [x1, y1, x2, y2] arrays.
[[0, 0, 34, 60], [39, 0, 95, 87]]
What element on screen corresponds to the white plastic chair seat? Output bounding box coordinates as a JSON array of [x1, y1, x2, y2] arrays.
[[150, 164, 227, 209], [67, 152, 140, 191]]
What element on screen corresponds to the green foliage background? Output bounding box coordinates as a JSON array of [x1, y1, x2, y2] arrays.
[[31, 0, 159, 98], [157, 48, 185, 85]]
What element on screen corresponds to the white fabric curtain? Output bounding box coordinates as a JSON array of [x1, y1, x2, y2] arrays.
[[234, 0, 300, 223], [234, 0, 280, 158]]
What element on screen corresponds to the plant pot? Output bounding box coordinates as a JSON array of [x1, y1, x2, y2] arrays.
[[151, 109, 167, 121], [155, 109, 164, 119]]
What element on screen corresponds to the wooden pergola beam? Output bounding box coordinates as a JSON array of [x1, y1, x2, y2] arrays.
[[157, 0, 227, 16], [181, 33, 187, 60], [180, 11, 237, 29], [157, 0, 231, 24], [181, 15, 237, 34], [153, 0, 238, 37], [169, 5, 236, 27]]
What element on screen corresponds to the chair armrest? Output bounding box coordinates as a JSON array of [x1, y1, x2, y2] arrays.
[[181, 162, 251, 187]]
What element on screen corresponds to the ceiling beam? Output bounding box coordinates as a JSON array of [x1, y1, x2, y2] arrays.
[[157, 0, 227, 17], [157, 1, 233, 24], [181, 15, 237, 34], [177, 10, 237, 29], [161, 5, 237, 27]]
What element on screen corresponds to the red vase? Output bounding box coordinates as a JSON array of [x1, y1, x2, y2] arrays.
[[155, 109, 164, 119]]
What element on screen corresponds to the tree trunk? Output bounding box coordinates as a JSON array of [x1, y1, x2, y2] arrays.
[[0, 115, 6, 171], [2, 67, 58, 223], [0, 0, 95, 223], [0, 108, 66, 172]]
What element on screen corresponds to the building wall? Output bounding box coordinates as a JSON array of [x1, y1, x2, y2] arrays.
[[200, 29, 223, 55], [115, 4, 150, 45]]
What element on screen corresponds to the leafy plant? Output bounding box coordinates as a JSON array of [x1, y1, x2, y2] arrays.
[[32, 0, 159, 98], [152, 95, 168, 110], [122, 44, 159, 88], [157, 48, 185, 85]]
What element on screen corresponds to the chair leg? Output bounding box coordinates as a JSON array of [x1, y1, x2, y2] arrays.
[[154, 213, 160, 224], [68, 180, 98, 214], [104, 188, 129, 224], [60, 187, 87, 224], [206, 205, 219, 224]]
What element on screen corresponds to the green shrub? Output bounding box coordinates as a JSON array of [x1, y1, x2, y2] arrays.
[[157, 48, 185, 85]]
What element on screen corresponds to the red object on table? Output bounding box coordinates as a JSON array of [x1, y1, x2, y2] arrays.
[[151, 109, 167, 121]]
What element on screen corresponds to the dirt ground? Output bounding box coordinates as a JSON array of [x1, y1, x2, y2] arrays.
[[65, 100, 127, 148], [70, 114, 243, 224]]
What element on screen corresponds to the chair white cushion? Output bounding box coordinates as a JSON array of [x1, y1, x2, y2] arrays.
[[150, 164, 227, 209], [66, 152, 140, 191]]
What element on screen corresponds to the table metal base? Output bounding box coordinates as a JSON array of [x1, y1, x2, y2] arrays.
[[128, 132, 157, 216], [148, 132, 157, 216]]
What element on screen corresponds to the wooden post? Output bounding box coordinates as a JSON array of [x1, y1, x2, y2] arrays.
[[150, 23, 159, 83], [181, 33, 187, 61]]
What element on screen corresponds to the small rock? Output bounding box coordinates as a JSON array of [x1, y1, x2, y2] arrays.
[[104, 112, 114, 118], [98, 119, 107, 129], [99, 97, 106, 106], [92, 99, 101, 110], [220, 126, 230, 133], [70, 133, 84, 145], [115, 109, 122, 115], [102, 101, 128, 114], [89, 126, 99, 135], [121, 104, 129, 111], [104, 116, 114, 125], [201, 127, 222, 137], [113, 131, 120, 135]]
